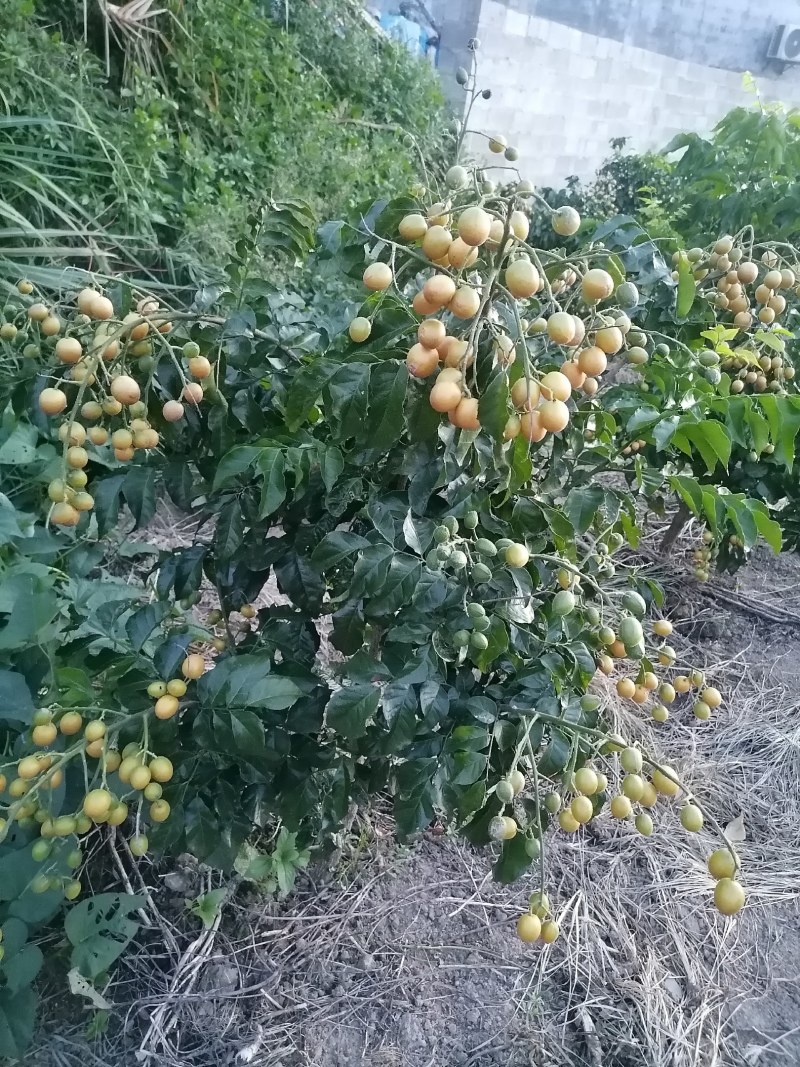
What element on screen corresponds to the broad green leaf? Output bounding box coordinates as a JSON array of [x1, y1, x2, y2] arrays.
[[402, 509, 435, 555], [478, 371, 510, 441], [211, 445, 261, 490], [256, 448, 286, 518], [125, 602, 170, 653], [0, 422, 37, 465], [364, 554, 422, 616], [326, 683, 380, 739], [197, 654, 301, 711], [759, 394, 800, 467], [310, 531, 371, 570], [537, 729, 571, 776], [214, 499, 243, 559], [0, 670, 34, 724], [65, 893, 144, 980], [564, 485, 605, 534], [0, 987, 37, 1061], [493, 833, 533, 884], [674, 422, 731, 472], [189, 887, 227, 929], [364, 361, 407, 450], [745, 500, 782, 552]]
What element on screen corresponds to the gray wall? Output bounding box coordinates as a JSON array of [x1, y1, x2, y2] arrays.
[[505, 0, 800, 75], [459, 0, 800, 187]]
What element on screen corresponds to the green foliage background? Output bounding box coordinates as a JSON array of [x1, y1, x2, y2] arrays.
[[0, 0, 452, 279]]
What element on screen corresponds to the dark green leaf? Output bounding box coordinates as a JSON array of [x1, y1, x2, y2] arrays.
[[197, 654, 301, 710], [65, 893, 144, 980], [326, 684, 380, 739]]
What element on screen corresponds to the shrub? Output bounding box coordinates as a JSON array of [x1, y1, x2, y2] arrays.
[[0, 58, 794, 1057]]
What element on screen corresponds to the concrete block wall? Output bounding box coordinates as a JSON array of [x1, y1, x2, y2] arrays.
[[465, 1, 800, 188]]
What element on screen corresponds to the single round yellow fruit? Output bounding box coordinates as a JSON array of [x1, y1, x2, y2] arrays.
[[363, 262, 393, 291], [449, 397, 480, 430], [714, 878, 745, 916], [674, 675, 691, 694], [707, 848, 736, 880], [573, 767, 598, 796], [505, 543, 529, 568], [111, 375, 141, 406], [570, 795, 594, 824], [450, 285, 480, 319], [540, 919, 560, 944], [581, 268, 614, 303], [422, 225, 452, 261], [680, 803, 703, 832], [610, 794, 632, 819], [129, 833, 149, 857], [182, 654, 205, 680], [55, 337, 83, 365], [538, 400, 570, 433], [552, 206, 580, 236], [558, 809, 580, 832], [577, 346, 607, 376], [620, 747, 642, 773], [457, 206, 492, 247], [39, 388, 68, 416], [546, 312, 576, 345], [28, 302, 49, 322], [616, 678, 635, 699], [406, 342, 439, 379], [621, 774, 645, 802], [652, 766, 680, 797], [488, 134, 507, 153], [700, 686, 722, 709], [89, 295, 114, 320], [149, 756, 173, 783], [83, 788, 113, 821], [516, 912, 542, 942], [519, 410, 546, 443], [595, 326, 623, 354], [639, 781, 657, 808], [540, 370, 572, 402], [398, 213, 428, 241], [41, 315, 62, 337], [509, 210, 529, 241], [511, 377, 541, 411], [505, 259, 540, 299], [429, 380, 463, 413], [155, 694, 180, 720]]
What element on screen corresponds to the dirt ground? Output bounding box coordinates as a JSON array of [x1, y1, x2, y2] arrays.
[[31, 527, 800, 1067]]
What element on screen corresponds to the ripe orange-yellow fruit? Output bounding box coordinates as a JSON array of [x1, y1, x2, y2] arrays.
[[51, 502, 79, 526], [714, 878, 745, 916], [88, 426, 108, 445], [486, 218, 506, 250], [59, 711, 83, 735], [66, 445, 88, 469], [538, 399, 570, 433], [182, 382, 203, 405], [552, 206, 580, 236], [631, 685, 649, 705], [450, 285, 480, 319], [363, 262, 393, 291], [429, 380, 463, 413], [558, 809, 580, 832], [422, 225, 452, 261], [41, 315, 61, 337], [188, 355, 212, 379], [149, 756, 173, 783], [457, 206, 492, 247], [595, 326, 623, 354], [441, 338, 473, 368], [546, 312, 575, 345], [449, 397, 480, 430], [130, 765, 152, 791], [423, 274, 457, 309], [150, 799, 171, 823], [418, 319, 446, 349], [412, 291, 439, 317], [504, 415, 521, 440], [506, 259, 541, 299], [540, 371, 572, 402], [90, 295, 114, 320], [348, 317, 371, 343], [55, 337, 83, 365], [134, 427, 160, 450], [447, 237, 479, 269], [155, 694, 180, 720], [736, 261, 758, 284], [28, 302, 50, 322], [83, 788, 113, 821], [511, 377, 541, 411], [111, 375, 140, 406], [398, 213, 428, 241], [520, 410, 547, 442], [577, 346, 607, 376], [77, 288, 97, 314], [582, 377, 599, 396], [39, 387, 68, 415], [182, 654, 205, 680], [616, 677, 635, 699], [610, 794, 632, 819], [509, 210, 529, 241], [653, 619, 673, 637], [567, 316, 586, 348], [560, 361, 586, 390], [163, 400, 185, 422], [581, 268, 614, 302], [516, 912, 542, 942], [406, 343, 440, 378], [674, 675, 691, 693], [540, 919, 560, 943]]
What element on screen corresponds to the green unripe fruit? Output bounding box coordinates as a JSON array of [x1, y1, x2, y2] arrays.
[[446, 165, 469, 190], [529, 890, 550, 917], [655, 343, 670, 356], [454, 630, 470, 648], [23, 344, 40, 358], [32, 840, 52, 862], [450, 550, 468, 570], [505, 543, 529, 568], [627, 329, 647, 348], [699, 350, 720, 367], [444, 516, 459, 535], [608, 532, 624, 552], [580, 694, 601, 712], [585, 606, 600, 626], [680, 803, 704, 831], [619, 616, 644, 648], [467, 602, 486, 619], [635, 813, 654, 836], [31, 873, 50, 894], [544, 792, 561, 814], [509, 770, 525, 795], [66, 849, 83, 869], [470, 632, 489, 651], [455, 66, 469, 85], [472, 614, 491, 632], [434, 525, 451, 544], [436, 543, 453, 562], [463, 510, 479, 530], [599, 626, 615, 645], [475, 539, 497, 556], [620, 747, 643, 773], [496, 538, 513, 550], [622, 591, 647, 617], [183, 341, 200, 359], [426, 550, 441, 570], [471, 563, 492, 583], [616, 281, 639, 308], [495, 780, 515, 804], [525, 837, 541, 859], [552, 590, 575, 616]]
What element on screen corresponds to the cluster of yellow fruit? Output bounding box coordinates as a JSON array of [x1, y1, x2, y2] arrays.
[[6, 280, 212, 527], [147, 653, 206, 720], [0, 703, 179, 891], [354, 189, 636, 444], [516, 890, 560, 945]]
